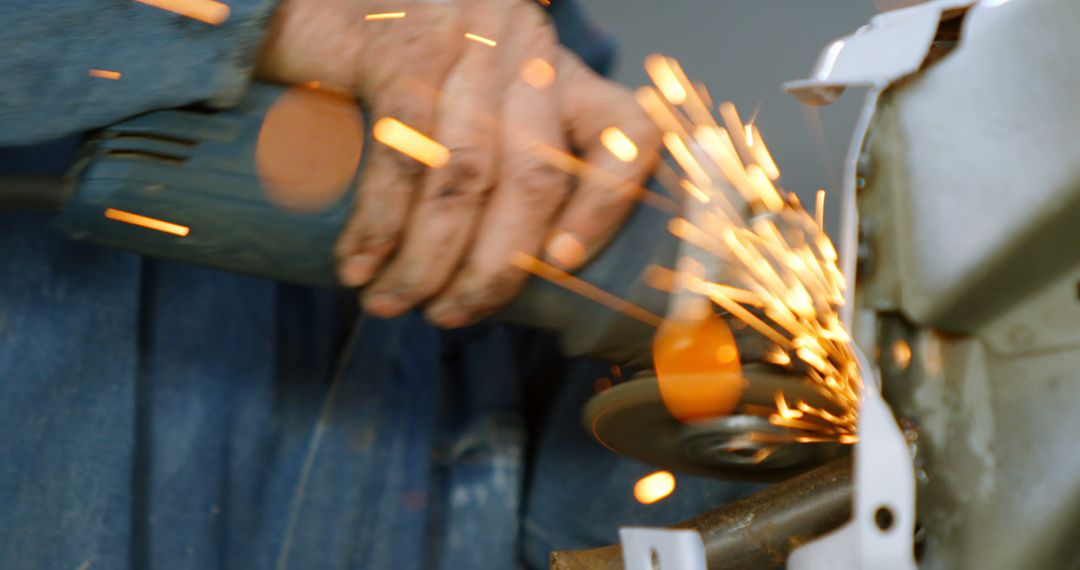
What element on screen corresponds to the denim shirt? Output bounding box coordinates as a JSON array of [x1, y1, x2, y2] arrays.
[[0, 3, 755, 569]]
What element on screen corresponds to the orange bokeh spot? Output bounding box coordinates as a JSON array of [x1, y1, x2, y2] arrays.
[[653, 313, 744, 422], [256, 87, 364, 213], [634, 471, 676, 504]]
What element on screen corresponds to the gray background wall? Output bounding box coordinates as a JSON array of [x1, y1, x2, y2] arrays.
[[579, 1, 880, 236]]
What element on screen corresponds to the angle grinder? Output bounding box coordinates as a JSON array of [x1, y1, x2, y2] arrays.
[[1, 82, 847, 480]]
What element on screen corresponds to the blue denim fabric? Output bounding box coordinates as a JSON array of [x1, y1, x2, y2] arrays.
[[0, 0, 278, 145], [0, 2, 759, 569]]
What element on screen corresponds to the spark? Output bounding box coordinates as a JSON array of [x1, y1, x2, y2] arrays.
[[600, 127, 638, 162], [764, 346, 792, 366], [644, 54, 687, 105], [594, 377, 613, 392], [642, 55, 861, 435], [105, 208, 189, 236], [511, 252, 663, 327], [891, 339, 912, 370], [633, 471, 676, 504], [680, 180, 710, 204], [662, 133, 710, 189], [521, 57, 555, 89], [774, 391, 803, 420], [748, 125, 781, 180], [544, 231, 587, 269], [372, 117, 449, 168], [88, 69, 121, 80], [134, 0, 230, 25], [643, 264, 677, 292], [364, 11, 406, 20], [464, 33, 497, 47], [816, 188, 826, 231]]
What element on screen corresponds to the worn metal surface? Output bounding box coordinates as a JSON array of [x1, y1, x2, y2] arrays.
[[859, 0, 1080, 332], [549, 456, 852, 570], [852, 0, 1080, 567]]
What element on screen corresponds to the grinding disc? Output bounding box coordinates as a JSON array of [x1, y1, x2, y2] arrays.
[[582, 363, 850, 481]]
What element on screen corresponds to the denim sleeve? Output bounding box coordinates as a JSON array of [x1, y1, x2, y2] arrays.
[[0, 0, 278, 146]]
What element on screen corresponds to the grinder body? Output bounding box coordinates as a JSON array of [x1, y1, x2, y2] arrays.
[[53, 83, 678, 365]]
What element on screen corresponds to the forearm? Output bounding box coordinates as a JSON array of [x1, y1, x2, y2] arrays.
[[0, 0, 278, 146]]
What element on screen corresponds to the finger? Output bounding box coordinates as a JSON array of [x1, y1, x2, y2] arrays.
[[335, 1, 464, 286], [361, 0, 508, 317], [542, 48, 662, 271], [426, 4, 569, 327]]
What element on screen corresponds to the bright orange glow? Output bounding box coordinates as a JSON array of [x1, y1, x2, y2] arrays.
[[715, 344, 738, 363], [594, 377, 613, 393], [680, 180, 710, 204], [600, 127, 638, 162], [774, 391, 803, 420], [134, 0, 229, 24], [257, 88, 364, 213], [718, 102, 744, 134], [816, 189, 826, 231], [891, 339, 912, 370], [748, 125, 780, 180], [373, 117, 449, 168], [88, 69, 121, 80], [105, 208, 189, 236], [745, 165, 785, 211], [634, 471, 676, 504], [653, 314, 744, 422], [545, 231, 587, 269], [764, 346, 792, 366], [638, 55, 863, 435], [643, 264, 677, 292], [663, 133, 710, 188], [521, 57, 555, 89], [464, 32, 497, 47], [511, 252, 663, 327], [305, 80, 321, 89], [644, 54, 687, 105], [364, 11, 406, 20]]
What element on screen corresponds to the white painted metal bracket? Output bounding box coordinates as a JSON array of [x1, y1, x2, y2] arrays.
[[788, 348, 916, 570], [619, 527, 708, 570], [781, 1, 984, 567]]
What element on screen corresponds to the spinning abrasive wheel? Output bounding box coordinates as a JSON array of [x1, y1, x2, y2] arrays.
[[583, 364, 849, 481]]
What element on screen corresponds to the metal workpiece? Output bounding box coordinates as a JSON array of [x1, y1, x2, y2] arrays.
[[857, 0, 1080, 333], [875, 277, 1080, 570], [549, 456, 853, 570], [849, 0, 1080, 567]]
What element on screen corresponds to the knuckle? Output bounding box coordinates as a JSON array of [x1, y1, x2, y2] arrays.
[[385, 147, 427, 178], [457, 267, 524, 315], [446, 153, 487, 191], [510, 160, 569, 207], [355, 214, 402, 249], [431, 153, 492, 208]]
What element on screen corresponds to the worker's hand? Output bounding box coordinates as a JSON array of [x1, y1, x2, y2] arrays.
[[256, 0, 659, 327]]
